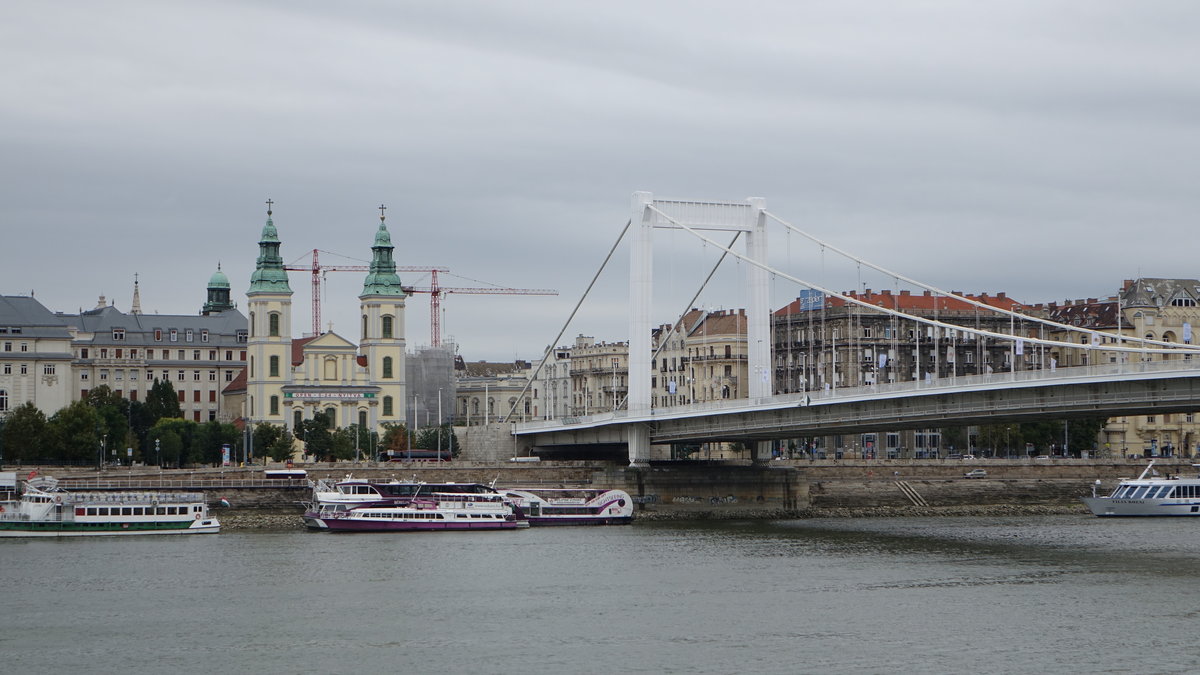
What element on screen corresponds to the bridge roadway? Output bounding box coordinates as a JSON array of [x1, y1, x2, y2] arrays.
[[514, 359, 1200, 447]]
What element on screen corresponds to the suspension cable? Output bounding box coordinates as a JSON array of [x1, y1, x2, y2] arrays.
[[502, 219, 632, 423]]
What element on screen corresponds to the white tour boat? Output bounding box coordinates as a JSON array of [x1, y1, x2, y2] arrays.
[[304, 490, 523, 532], [0, 476, 220, 537], [1081, 461, 1200, 517], [494, 487, 634, 526]]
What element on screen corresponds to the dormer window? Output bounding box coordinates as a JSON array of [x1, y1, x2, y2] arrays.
[[113, 328, 126, 341]]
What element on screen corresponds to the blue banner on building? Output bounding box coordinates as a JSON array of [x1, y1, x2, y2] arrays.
[[797, 289, 824, 311]]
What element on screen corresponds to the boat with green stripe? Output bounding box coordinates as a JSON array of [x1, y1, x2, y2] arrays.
[[0, 476, 219, 537]]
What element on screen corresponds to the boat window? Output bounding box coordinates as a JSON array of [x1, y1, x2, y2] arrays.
[[1157, 486, 1175, 499], [1131, 487, 1149, 499]]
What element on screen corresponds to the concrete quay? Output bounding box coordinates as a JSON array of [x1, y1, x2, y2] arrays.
[[23, 457, 1172, 527]]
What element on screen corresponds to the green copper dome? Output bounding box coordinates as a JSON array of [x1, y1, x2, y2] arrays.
[[361, 219, 405, 297], [248, 212, 292, 294], [208, 266, 231, 289]]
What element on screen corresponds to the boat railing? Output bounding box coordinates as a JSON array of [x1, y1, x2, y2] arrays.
[[50, 477, 312, 490]]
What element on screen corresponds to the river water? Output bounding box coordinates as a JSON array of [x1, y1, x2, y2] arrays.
[[3, 515, 1198, 674]]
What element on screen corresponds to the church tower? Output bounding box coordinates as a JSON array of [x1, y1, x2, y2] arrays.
[[359, 205, 407, 428], [202, 264, 236, 315], [246, 201, 293, 428]]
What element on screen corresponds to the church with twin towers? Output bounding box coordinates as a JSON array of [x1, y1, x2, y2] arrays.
[[244, 203, 407, 436]]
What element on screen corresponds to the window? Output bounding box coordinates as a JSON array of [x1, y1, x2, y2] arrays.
[[359, 410, 367, 428], [177, 391, 185, 402], [0, 389, 7, 411], [100, 370, 108, 380], [146, 349, 153, 359], [170, 329, 178, 342], [382, 356, 393, 379], [185, 329, 194, 342], [269, 355, 280, 377], [209, 350, 216, 360], [193, 391, 201, 402], [225, 370, 234, 382], [43, 364, 55, 375], [81, 348, 89, 359], [193, 370, 201, 381], [209, 370, 216, 381], [270, 395, 279, 416], [178, 350, 185, 360], [236, 330, 247, 343], [382, 315, 394, 339], [130, 370, 138, 381], [269, 313, 280, 337], [2, 342, 9, 352], [113, 328, 125, 341], [115, 370, 123, 381], [177, 370, 185, 381], [100, 349, 108, 359], [154, 329, 162, 342], [80, 370, 87, 380], [383, 396, 394, 416], [225, 350, 233, 360], [201, 330, 209, 343], [193, 350, 201, 361], [209, 391, 216, 402], [294, 410, 303, 429]]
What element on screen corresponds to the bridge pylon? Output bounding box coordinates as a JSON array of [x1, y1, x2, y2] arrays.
[[627, 192, 774, 465]]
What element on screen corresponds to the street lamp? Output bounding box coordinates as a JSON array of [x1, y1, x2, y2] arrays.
[[155, 438, 161, 469]]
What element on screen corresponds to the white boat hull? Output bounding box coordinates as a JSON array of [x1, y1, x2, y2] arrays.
[[1081, 497, 1200, 517]]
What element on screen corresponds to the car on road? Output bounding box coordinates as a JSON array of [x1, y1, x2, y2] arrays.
[[963, 469, 988, 479]]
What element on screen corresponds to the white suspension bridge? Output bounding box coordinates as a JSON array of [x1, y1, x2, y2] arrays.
[[510, 192, 1200, 466]]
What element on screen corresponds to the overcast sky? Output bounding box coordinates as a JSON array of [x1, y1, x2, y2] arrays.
[[4, 1, 1199, 361]]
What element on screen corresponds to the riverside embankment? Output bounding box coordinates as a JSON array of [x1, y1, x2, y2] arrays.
[[28, 456, 1177, 528]]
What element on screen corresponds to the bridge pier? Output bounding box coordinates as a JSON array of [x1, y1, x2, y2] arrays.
[[628, 425, 651, 467]]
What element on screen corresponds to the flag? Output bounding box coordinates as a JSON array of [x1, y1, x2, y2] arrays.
[[27, 470, 37, 480], [1015, 339, 1025, 356], [219, 498, 231, 508]]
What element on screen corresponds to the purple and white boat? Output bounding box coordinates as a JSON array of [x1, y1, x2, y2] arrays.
[[494, 488, 634, 526], [304, 490, 522, 532]]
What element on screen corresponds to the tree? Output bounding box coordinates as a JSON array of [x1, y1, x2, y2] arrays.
[[45, 401, 102, 463], [380, 422, 409, 458], [149, 418, 198, 467], [194, 421, 238, 466], [266, 429, 297, 463], [145, 378, 182, 421], [1, 402, 48, 462], [298, 412, 333, 461]]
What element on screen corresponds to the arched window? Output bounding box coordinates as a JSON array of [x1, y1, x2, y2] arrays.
[[383, 396, 394, 416], [249, 355, 254, 378], [362, 315, 368, 339], [382, 356, 393, 379], [382, 315, 394, 339], [358, 410, 367, 428], [269, 355, 280, 377], [325, 407, 336, 426], [268, 312, 281, 337], [294, 409, 303, 429], [249, 312, 255, 337], [270, 395, 279, 416]]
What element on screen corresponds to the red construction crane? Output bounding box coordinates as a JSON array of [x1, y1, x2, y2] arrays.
[[402, 269, 558, 346], [284, 249, 556, 344], [284, 248, 449, 336]]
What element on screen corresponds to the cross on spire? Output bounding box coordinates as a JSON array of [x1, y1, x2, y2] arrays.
[[378, 203, 387, 222], [266, 198, 274, 216]]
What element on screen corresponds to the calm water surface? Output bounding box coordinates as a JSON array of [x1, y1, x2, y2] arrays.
[[3, 515, 1198, 674]]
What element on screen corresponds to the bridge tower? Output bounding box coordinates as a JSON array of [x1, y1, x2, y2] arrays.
[[627, 192, 773, 465]]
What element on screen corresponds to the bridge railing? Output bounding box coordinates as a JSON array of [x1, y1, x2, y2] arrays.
[[516, 358, 1200, 432]]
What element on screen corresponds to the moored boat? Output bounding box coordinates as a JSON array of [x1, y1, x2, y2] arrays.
[[494, 487, 634, 525], [304, 490, 523, 532], [0, 477, 220, 537], [1082, 461, 1200, 517]]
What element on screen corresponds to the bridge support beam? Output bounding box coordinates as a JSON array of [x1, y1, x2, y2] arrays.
[[628, 425, 651, 467]]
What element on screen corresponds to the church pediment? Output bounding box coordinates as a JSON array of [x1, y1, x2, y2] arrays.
[[303, 331, 358, 352]]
